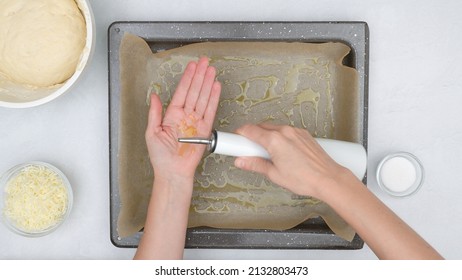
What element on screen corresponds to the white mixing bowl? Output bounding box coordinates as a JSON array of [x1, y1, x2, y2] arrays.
[[0, 0, 95, 108]]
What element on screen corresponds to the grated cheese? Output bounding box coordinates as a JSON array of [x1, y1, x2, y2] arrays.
[[4, 164, 68, 232]]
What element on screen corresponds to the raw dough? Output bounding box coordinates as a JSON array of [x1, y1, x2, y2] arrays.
[[0, 0, 86, 87]]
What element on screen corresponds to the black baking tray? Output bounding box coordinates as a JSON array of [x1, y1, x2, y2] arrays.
[[108, 21, 369, 249]]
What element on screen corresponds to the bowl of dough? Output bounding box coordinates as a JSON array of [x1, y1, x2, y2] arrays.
[[0, 0, 95, 108]]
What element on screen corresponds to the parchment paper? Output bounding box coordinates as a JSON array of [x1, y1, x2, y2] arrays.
[[117, 33, 359, 241]]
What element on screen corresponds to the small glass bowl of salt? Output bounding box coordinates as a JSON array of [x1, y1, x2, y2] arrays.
[[376, 152, 424, 197]]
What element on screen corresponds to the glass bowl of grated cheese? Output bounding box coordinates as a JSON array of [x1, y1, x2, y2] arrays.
[[0, 162, 73, 237]]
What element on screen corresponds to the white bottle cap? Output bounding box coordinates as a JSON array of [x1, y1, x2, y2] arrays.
[[376, 152, 424, 197]]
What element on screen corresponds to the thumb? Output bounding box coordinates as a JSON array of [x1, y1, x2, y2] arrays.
[[146, 93, 163, 135], [234, 157, 273, 177]]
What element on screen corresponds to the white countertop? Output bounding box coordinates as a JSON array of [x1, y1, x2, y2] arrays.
[[1, 0, 462, 260]]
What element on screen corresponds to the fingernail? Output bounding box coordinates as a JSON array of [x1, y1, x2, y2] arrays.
[[235, 126, 243, 135], [235, 158, 244, 169]]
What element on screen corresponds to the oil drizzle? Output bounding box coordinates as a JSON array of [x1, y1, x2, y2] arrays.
[[149, 51, 337, 217]]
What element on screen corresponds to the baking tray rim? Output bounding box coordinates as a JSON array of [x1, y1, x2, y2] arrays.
[[108, 21, 369, 249]]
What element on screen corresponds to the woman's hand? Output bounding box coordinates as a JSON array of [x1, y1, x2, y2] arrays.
[[234, 124, 443, 260], [234, 123, 349, 198], [145, 57, 221, 181], [135, 57, 221, 260]]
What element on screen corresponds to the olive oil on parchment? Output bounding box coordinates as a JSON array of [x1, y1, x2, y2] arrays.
[[151, 52, 336, 230], [119, 36, 358, 240]]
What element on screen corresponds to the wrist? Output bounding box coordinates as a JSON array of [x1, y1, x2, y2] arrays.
[[153, 164, 196, 182], [313, 167, 362, 203], [153, 174, 194, 200], [155, 173, 194, 185]]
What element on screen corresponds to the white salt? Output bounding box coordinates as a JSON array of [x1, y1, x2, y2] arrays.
[[380, 156, 417, 193]]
